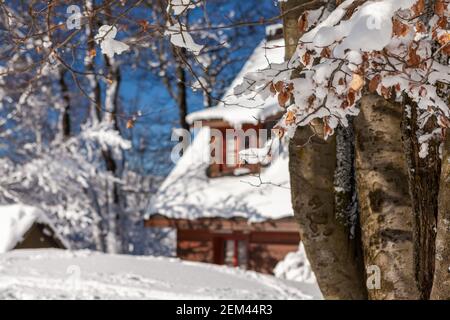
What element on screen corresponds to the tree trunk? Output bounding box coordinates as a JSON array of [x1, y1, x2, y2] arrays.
[[284, 0, 367, 299], [174, 47, 189, 131], [290, 125, 368, 299], [430, 132, 450, 299], [280, 0, 304, 59], [334, 123, 359, 237], [429, 12, 449, 298], [354, 94, 420, 299], [58, 69, 71, 140], [401, 100, 441, 299], [84, 0, 102, 123], [103, 56, 123, 254], [82, 0, 106, 252]]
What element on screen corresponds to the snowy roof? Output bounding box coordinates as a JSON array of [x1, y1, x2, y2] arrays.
[[186, 37, 285, 127], [147, 127, 293, 222], [0, 204, 67, 253], [265, 23, 284, 38], [149, 35, 292, 222], [0, 249, 321, 299]]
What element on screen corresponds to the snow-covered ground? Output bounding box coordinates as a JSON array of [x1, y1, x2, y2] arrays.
[[0, 249, 322, 300]]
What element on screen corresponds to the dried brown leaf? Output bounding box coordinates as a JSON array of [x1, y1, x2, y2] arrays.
[[368, 74, 381, 93]]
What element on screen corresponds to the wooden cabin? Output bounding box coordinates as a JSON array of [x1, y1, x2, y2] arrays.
[[0, 204, 67, 253], [146, 26, 301, 275], [14, 222, 66, 250], [146, 216, 299, 274], [145, 121, 300, 274]]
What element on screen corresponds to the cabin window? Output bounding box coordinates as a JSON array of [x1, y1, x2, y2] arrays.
[[225, 135, 238, 167], [207, 124, 262, 178], [224, 239, 248, 269]]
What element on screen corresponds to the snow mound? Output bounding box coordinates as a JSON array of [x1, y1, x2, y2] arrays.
[[274, 243, 317, 285], [0, 249, 322, 300]]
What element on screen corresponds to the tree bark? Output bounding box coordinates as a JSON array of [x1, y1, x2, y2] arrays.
[[354, 94, 420, 299], [401, 100, 441, 299], [430, 132, 450, 299], [334, 123, 359, 236], [290, 125, 368, 299], [281, 0, 304, 59], [173, 47, 189, 131], [429, 12, 449, 298]]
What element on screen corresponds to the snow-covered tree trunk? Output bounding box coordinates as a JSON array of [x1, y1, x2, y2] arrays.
[[84, 0, 102, 123], [431, 123, 450, 299], [82, 0, 107, 252], [354, 94, 420, 299], [103, 55, 123, 254], [97, 2, 126, 254]]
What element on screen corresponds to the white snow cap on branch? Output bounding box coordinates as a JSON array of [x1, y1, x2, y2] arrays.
[[95, 25, 129, 58], [311, 0, 416, 52], [165, 21, 203, 55], [168, 0, 200, 15], [81, 122, 131, 150]]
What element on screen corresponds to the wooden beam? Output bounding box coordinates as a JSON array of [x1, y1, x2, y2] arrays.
[[250, 231, 300, 245], [177, 229, 299, 245], [145, 215, 300, 232]]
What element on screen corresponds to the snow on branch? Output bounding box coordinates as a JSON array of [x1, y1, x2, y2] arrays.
[[165, 21, 204, 55], [167, 0, 201, 16], [95, 25, 130, 58], [80, 122, 132, 150], [164, 0, 204, 55], [235, 0, 450, 141]]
